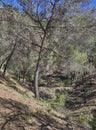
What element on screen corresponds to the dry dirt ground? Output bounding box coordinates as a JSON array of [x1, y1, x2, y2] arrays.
[[0, 75, 92, 130]]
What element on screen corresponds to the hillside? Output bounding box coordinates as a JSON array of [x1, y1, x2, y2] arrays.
[[0, 73, 95, 130], [0, 2, 96, 130]]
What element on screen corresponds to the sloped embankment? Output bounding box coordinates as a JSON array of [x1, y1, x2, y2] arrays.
[[0, 75, 89, 130], [65, 74, 96, 129], [66, 74, 96, 111]]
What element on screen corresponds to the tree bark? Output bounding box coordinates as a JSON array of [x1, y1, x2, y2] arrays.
[[34, 35, 46, 98], [2, 42, 17, 76], [0, 55, 9, 69], [34, 67, 39, 98]]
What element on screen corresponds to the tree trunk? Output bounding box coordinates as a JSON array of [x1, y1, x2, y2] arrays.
[[0, 56, 9, 69], [2, 42, 17, 76], [34, 67, 39, 98], [34, 35, 46, 98]]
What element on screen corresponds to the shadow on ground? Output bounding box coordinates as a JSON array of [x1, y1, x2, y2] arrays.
[[0, 97, 68, 130]]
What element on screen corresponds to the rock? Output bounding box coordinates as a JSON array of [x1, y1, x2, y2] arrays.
[[39, 91, 55, 99], [65, 99, 75, 109], [39, 87, 56, 99], [41, 126, 52, 130], [91, 109, 96, 118]]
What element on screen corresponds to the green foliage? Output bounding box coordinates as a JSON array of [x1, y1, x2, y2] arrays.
[[73, 50, 88, 64], [93, 55, 96, 61], [50, 93, 69, 109], [65, 44, 75, 58], [35, 98, 51, 110], [76, 15, 83, 23], [38, 78, 44, 86], [76, 112, 93, 127], [63, 79, 71, 87], [91, 119, 96, 130]]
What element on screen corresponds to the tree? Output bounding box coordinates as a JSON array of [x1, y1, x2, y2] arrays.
[[0, 6, 39, 78], [0, 0, 92, 98], [17, 0, 91, 98], [16, 0, 60, 98]]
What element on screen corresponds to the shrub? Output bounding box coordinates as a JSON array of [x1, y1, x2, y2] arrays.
[[91, 119, 96, 130], [76, 112, 93, 127], [50, 93, 69, 109]]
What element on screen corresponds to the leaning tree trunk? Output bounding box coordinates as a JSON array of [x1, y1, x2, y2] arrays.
[[2, 42, 17, 76], [34, 35, 46, 99], [0, 55, 9, 69]]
